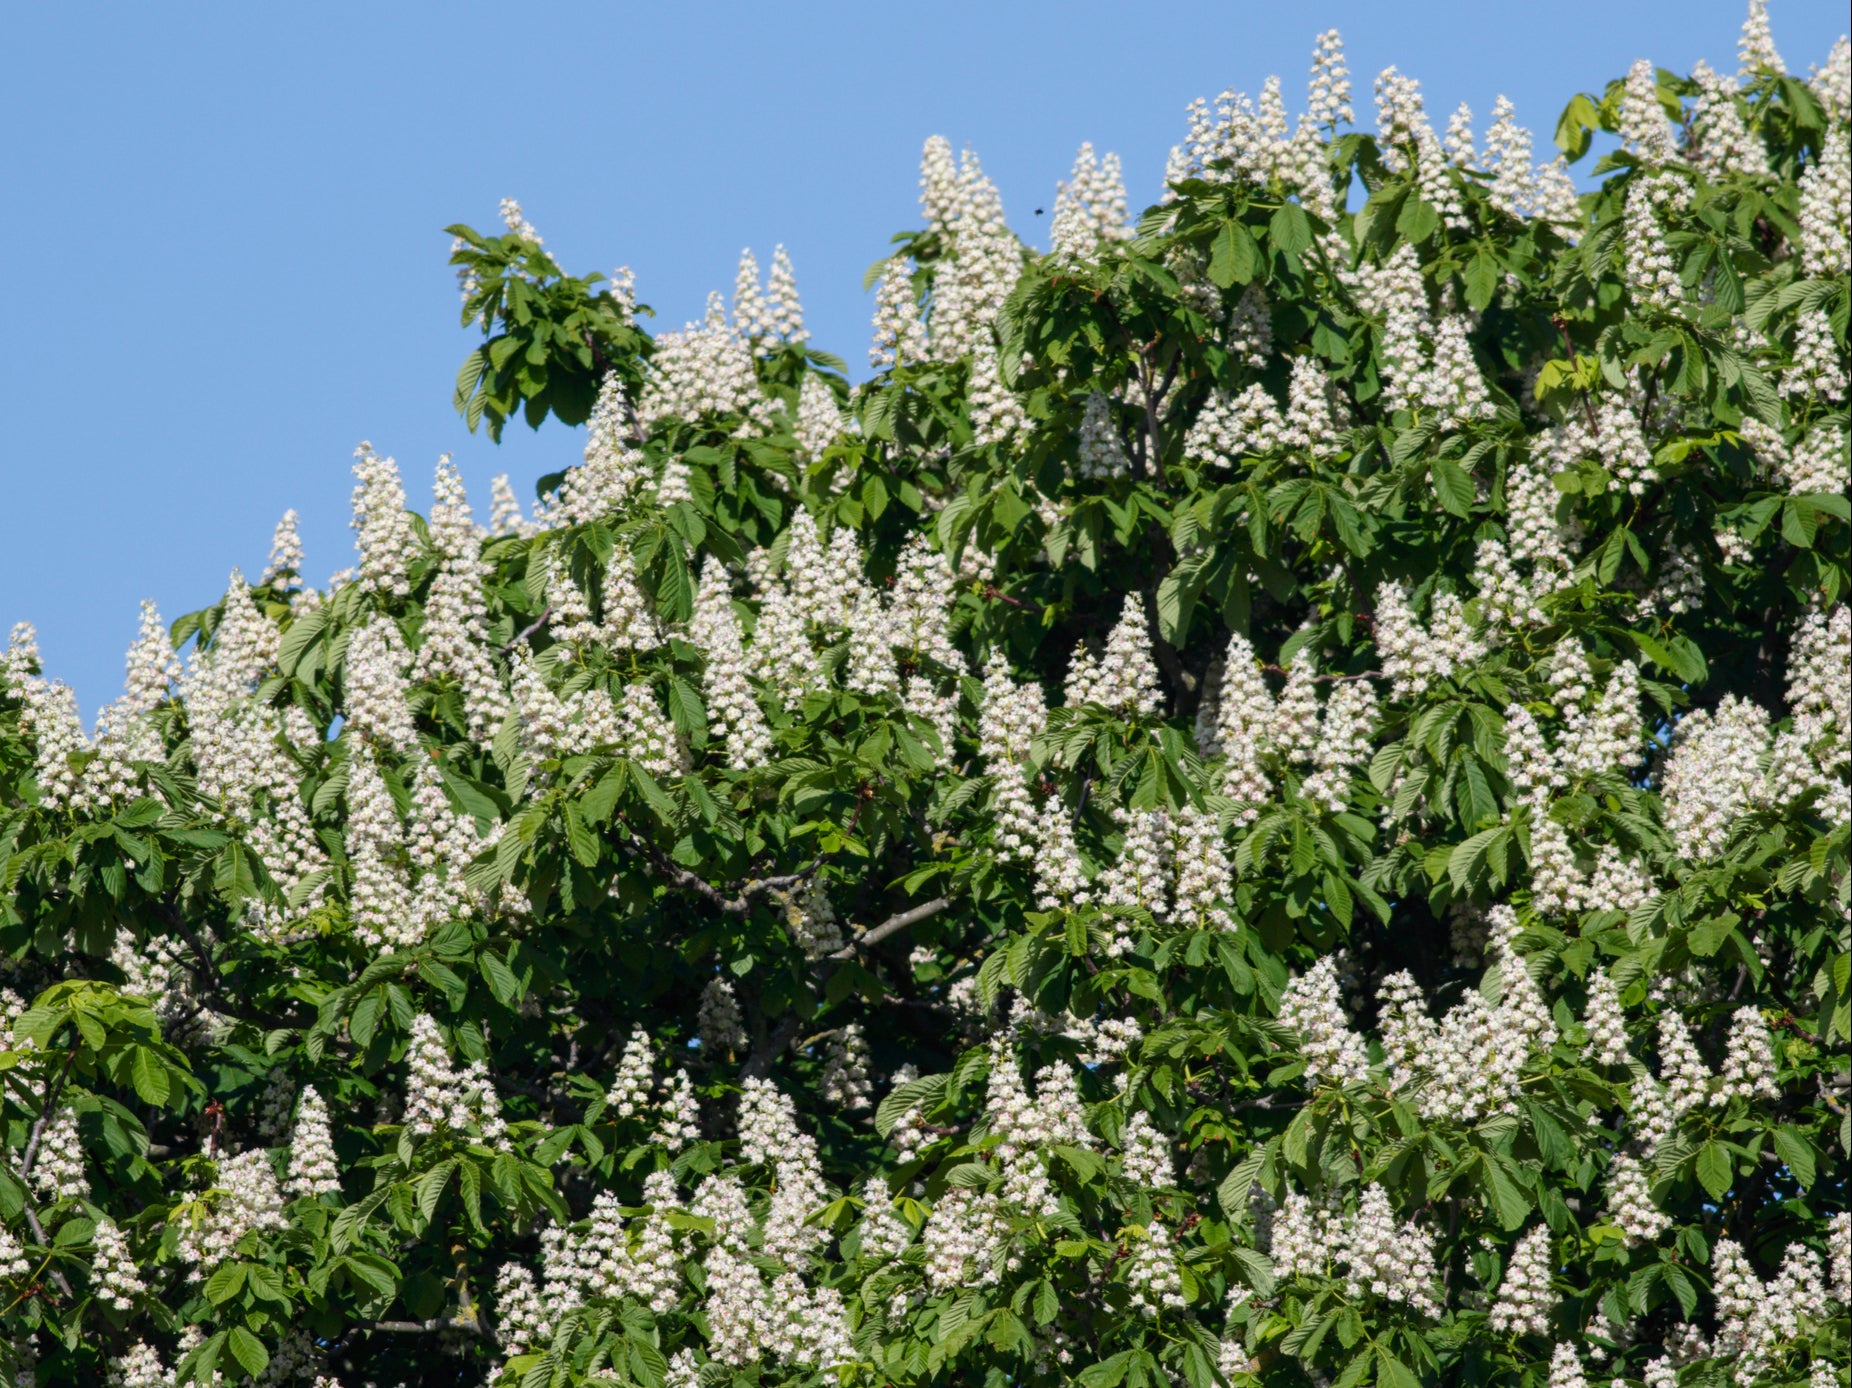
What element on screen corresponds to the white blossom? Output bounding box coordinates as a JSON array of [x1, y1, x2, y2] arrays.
[[1582, 970, 1632, 1066], [821, 1023, 873, 1111], [1797, 129, 1850, 279], [869, 258, 926, 370], [1713, 1006, 1779, 1104], [1066, 595, 1162, 716], [401, 1013, 509, 1148], [175, 1149, 287, 1280], [286, 1086, 342, 1199], [1278, 957, 1370, 1087], [697, 978, 747, 1056], [349, 445, 420, 600], [1488, 1224, 1556, 1336], [1661, 697, 1771, 859], [1604, 1151, 1670, 1244], [89, 1220, 145, 1311], [1050, 142, 1130, 263], [1120, 1112, 1175, 1189], [1618, 60, 1678, 165]]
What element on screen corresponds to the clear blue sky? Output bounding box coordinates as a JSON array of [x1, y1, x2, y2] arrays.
[[5, 1, 1843, 715]]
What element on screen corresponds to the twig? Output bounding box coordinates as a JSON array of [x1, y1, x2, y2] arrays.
[[15, 1044, 80, 1296], [1149, 352, 1182, 428], [357, 1318, 483, 1335], [622, 834, 821, 915], [1551, 317, 1601, 434], [20, 1046, 79, 1182], [982, 585, 1042, 615], [501, 606, 553, 654], [829, 897, 952, 960], [1260, 664, 1384, 684], [793, 1026, 845, 1054], [741, 895, 954, 1077], [152, 898, 313, 1030]]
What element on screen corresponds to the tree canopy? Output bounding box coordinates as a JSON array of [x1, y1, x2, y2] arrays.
[[0, 6, 1847, 1386]]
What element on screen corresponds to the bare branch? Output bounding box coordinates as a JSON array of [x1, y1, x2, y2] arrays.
[[739, 895, 950, 1076], [501, 606, 553, 654], [151, 898, 313, 1030], [14, 1043, 80, 1296], [20, 1045, 79, 1183], [360, 1319, 464, 1335], [622, 834, 820, 915], [742, 1013, 804, 1081], [1259, 664, 1384, 684], [830, 897, 951, 960]]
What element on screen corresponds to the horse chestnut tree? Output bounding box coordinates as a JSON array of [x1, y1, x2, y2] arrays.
[[1, 5, 1846, 1385]]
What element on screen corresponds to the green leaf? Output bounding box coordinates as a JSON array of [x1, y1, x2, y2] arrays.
[[274, 606, 329, 677], [416, 1160, 456, 1221], [1480, 1153, 1532, 1229], [1771, 1126, 1817, 1189], [1155, 568, 1200, 646], [1555, 92, 1599, 159], [1376, 1348, 1421, 1388], [876, 1073, 947, 1138], [1209, 220, 1260, 288], [1431, 457, 1474, 517], [1232, 1246, 1276, 1297], [130, 1045, 171, 1107], [1077, 1350, 1134, 1387], [1269, 204, 1312, 259], [227, 1327, 270, 1379], [1396, 195, 1440, 245], [341, 1252, 401, 1298], [478, 952, 521, 1006], [563, 802, 599, 868], [1033, 1278, 1059, 1325], [665, 678, 706, 740], [1463, 248, 1500, 310], [1695, 1141, 1732, 1200], [177, 1331, 226, 1386], [348, 988, 385, 1049], [1783, 496, 1821, 549], [204, 1260, 246, 1305], [1664, 1261, 1700, 1318], [1449, 827, 1506, 893], [245, 1264, 288, 1305]]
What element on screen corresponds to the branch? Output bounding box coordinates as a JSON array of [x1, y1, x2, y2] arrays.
[[621, 832, 820, 915], [1149, 351, 1182, 428], [151, 898, 314, 1030], [741, 1013, 804, 1081], [358, 1319, 480, 1335], [19, 1045, 79, 1182], [741, 895, 953, 1078], [14, 1045, 80, 1297], [830, 897, 951, 960], [981, 584, 1043, 615], [1551, 317, 1601, 434], [1260, 664, 1384, 684], [501, 606, 552, 654]]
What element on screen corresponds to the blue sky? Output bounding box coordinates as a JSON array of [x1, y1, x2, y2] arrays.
[[5, 0, 1844, 714]]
